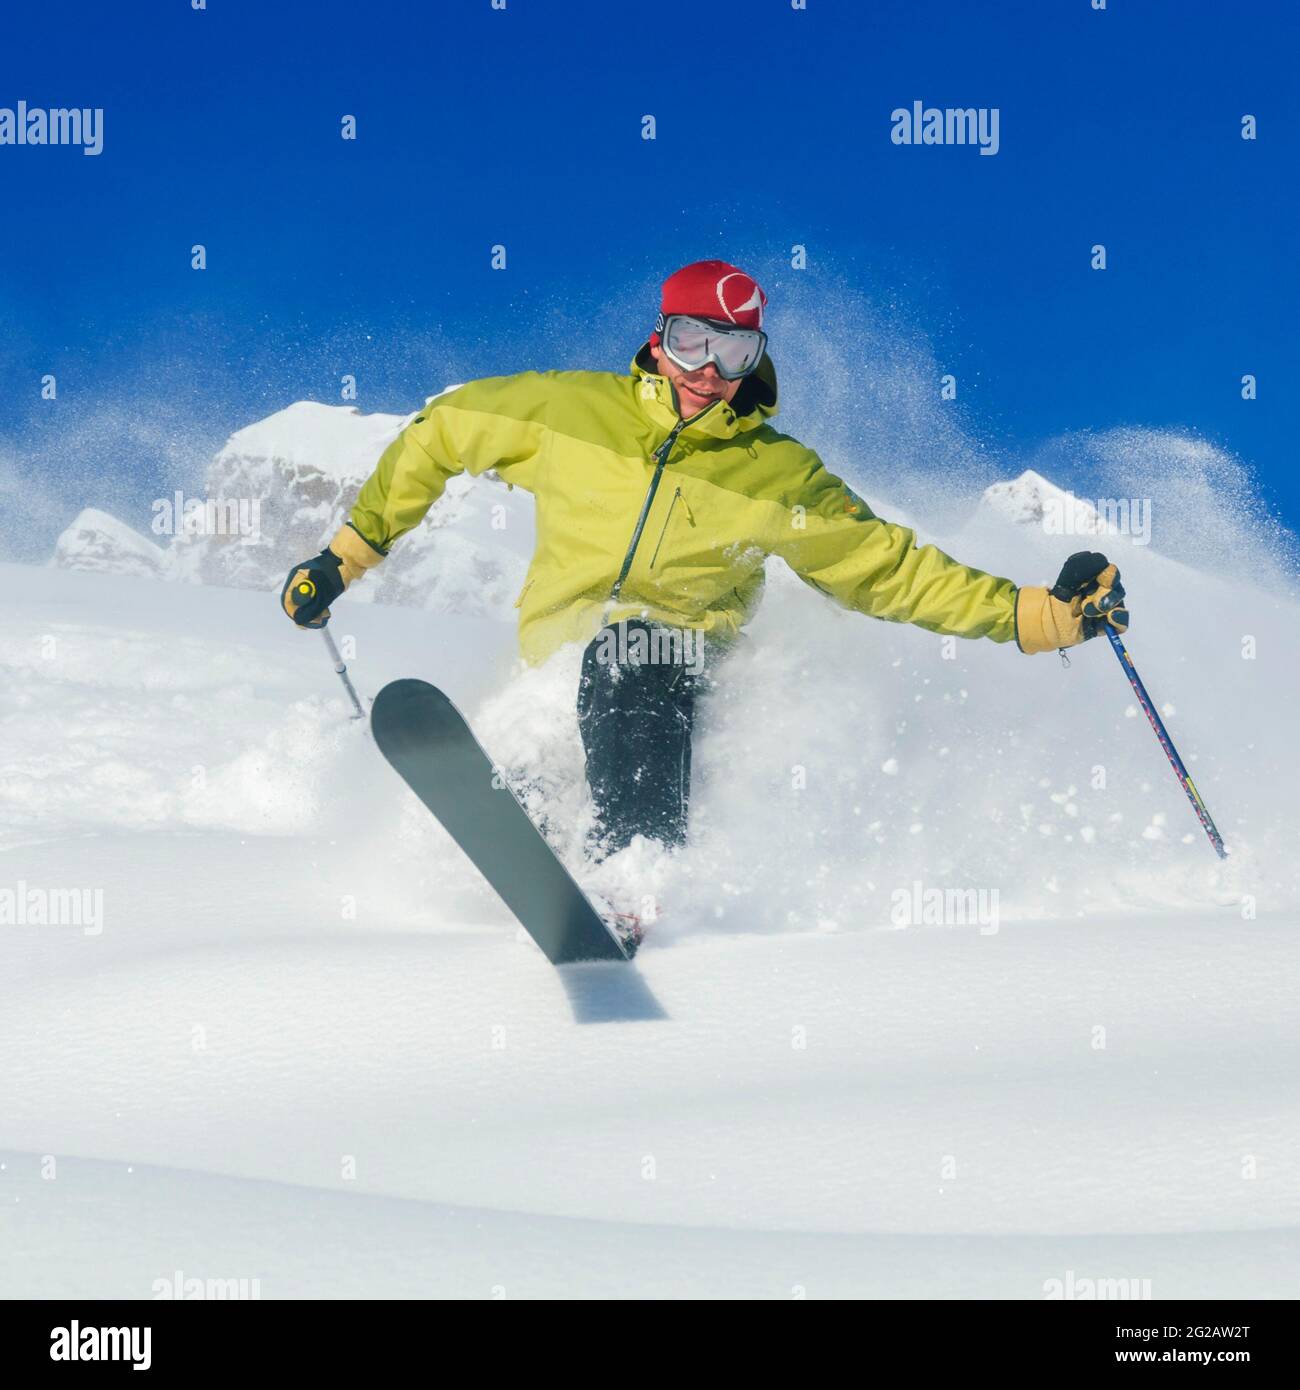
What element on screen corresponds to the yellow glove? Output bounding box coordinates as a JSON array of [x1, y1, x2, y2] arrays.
[[280, 524, 385, 628], [1016, 551, 1129, 655]]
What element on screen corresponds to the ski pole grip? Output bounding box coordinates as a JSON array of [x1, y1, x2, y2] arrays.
[[290, 578, 316, 608]]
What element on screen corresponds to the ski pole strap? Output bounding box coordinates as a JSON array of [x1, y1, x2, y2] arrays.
[[1104, 628, 1227, 859]]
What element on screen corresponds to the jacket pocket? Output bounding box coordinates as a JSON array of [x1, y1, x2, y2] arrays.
[[650, 487, 695, 569]]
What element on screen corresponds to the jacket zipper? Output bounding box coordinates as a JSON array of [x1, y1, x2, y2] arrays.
[[649, 487, 695, 569], [608, 408, 710, 602]]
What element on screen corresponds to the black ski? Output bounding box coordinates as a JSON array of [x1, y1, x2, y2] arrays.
[[370, 678, 632, 965]]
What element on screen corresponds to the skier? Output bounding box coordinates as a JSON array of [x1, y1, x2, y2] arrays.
[[282, 259, 1129, 858]]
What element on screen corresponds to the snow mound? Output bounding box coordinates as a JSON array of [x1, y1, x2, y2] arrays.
[[52, 507, 170, 579], [980, 469, 1109, 534], [218, 400, 408, 482]]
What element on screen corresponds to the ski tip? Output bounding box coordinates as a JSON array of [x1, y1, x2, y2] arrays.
[[370, 678, 459, 729]]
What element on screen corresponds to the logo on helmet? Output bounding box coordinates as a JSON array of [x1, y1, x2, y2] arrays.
[[714, 272, 765, 328]]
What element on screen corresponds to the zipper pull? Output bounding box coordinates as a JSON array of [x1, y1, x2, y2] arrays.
[[677, 488, 696, 525]]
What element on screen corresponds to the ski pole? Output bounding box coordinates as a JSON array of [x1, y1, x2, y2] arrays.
[[289, 579, 366, 721], [1104, 626, 1226, 859]]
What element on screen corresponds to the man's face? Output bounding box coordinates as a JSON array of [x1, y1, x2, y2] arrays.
[[650, 342, 743, 419]]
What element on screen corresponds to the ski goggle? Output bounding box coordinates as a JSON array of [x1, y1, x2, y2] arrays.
[[658, 314, 767, 381]]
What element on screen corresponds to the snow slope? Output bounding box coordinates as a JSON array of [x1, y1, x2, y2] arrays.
[[3, 456, 1299, 1298]]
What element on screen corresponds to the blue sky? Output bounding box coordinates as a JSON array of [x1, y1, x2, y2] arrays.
[[2, 0, 1297, 559]]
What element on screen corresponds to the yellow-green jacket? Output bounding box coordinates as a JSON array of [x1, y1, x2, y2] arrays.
[[336, 348, 1020, 665]]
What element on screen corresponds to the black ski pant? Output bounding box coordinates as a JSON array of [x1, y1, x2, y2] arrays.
[[577, 620, 703, 855]]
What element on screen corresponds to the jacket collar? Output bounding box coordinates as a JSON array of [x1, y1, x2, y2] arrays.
[[630, 343, 779, 440]]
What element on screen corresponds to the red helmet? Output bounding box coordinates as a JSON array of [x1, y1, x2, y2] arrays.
[[651, 260, 767, 345]]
